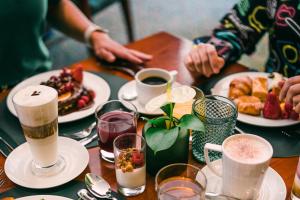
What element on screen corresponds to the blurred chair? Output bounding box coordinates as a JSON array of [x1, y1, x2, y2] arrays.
[[73, 0, 134, 42]]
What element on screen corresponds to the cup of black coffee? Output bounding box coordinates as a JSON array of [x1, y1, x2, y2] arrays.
[[135, 68, 177, 105]]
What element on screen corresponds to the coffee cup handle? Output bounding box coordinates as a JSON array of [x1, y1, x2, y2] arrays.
[[204, 143, 222, 177], [169, 70, 178, 83]]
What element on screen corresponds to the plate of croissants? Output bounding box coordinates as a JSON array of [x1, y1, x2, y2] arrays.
[[211, 72, 300, 127]]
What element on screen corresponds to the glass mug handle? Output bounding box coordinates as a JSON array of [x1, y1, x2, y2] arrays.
[[204, 143, 222, 177]]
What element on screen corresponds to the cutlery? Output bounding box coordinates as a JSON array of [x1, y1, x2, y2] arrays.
[[79, 133, 98, 146], [281, 130, 300, 138], [0, 168, 5, 187], [77, 189, 96, 200], [0, 137, 14, 151], [85, 173, 117, 200], [63, 122, 96, 139], [0, 179, 5, 187], [0, 149, 8, 158], [234, 126, 245, 134]]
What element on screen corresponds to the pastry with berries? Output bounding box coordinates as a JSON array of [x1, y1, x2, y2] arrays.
[[40, 66, 95, 115]]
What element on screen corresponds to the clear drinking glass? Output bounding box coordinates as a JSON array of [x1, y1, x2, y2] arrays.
[[95, 100, 137, 163], [13, 85, 65, 176], [113, 133, 146, 196], [192, 95, 237, 163], [155, 163, 207, 200], [291, 157, 300, 199]]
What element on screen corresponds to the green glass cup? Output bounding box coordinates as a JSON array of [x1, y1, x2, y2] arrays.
[[192, 95, 237, 163]]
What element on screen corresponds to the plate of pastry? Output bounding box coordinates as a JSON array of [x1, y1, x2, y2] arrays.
[[7, 67, 110, 123], [211, 72, 300, 127]]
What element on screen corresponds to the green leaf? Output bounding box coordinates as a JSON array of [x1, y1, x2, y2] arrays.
[[147, 116, 168, 127], [160, 103, 175, 118], [145, 126, 179, 154], [178, 114, 205, 132]]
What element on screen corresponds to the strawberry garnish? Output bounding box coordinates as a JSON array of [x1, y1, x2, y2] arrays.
[[71, 66, 83, 83], [132, 151, 144, 166], [290, 110, 299, 120], [263, 92, 282, 119]]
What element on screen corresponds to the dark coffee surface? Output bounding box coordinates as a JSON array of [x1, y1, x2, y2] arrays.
[[141, 76, 167, 85]]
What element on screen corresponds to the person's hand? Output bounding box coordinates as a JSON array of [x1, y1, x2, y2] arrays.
[[279, 75, 300, 113], [184, 44, 225, 78], [90, 32, 152, 64]]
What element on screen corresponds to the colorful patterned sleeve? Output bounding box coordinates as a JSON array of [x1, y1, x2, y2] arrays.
[[194, 0, 275, 64]]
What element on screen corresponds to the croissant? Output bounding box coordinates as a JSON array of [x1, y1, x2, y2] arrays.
[[234, 96, 263, 116], [252, 77, 268, 102], [229, 76, 252, 100]]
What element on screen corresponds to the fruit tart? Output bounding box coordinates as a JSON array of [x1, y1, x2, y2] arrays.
[[40, 67, 95, 116]]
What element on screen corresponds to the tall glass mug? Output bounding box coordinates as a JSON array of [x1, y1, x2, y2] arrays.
[[155, 163, 207, 200], [13, 85, 65, 176], [95, 100, 137, 163], [192, 95, 237, 162], [204, 134, 273, 199]]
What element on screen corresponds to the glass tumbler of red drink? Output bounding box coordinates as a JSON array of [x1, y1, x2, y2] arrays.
[[95, 100, 137, 163]]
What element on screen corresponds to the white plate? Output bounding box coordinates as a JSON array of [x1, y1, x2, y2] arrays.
[[211, 72, 300, 127], [201, 159, 286, 200], [4, 137, 89, 189], [7, 70, 110, 123], [118, 80, 181, 115], [17, 195, 72, 200]]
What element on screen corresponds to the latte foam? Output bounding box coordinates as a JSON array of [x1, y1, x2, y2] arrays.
[[224, 135, 271, 163], [13, 85, 58, 127]]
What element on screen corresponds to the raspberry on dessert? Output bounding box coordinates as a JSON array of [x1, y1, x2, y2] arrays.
[[77, 99, 86, 109], [290, 110, 299, 120], [132, 151, 144, 166], [89, 90, 96, 99], [71, 66, 83, 83], [81, 95, 90, 103], [263, 92, 282, 119]]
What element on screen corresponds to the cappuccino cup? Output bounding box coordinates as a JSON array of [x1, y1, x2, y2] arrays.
[[204, 134, 273, 199], [135, 68, 177, 105]]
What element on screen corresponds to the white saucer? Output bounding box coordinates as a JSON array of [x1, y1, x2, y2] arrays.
[[201, 159, 286, 200], [4, 137, 89, 189], [17, 195, 72, 200], [117, 80, 181, 115]]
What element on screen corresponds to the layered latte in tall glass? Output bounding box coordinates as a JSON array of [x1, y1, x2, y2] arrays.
[[13, 85, 65, 176]]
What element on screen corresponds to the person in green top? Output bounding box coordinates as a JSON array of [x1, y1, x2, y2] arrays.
[[0, 0, 152, 89]]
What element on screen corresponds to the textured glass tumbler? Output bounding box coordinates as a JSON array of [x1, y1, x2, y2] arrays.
[[192, 95, 237, 163]]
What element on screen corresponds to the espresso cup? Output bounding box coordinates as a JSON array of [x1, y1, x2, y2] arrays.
[[135, 68, 177, 105], [204, 134, 273, 199]]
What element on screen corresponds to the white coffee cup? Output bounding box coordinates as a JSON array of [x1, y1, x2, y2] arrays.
[[135, 68, 177, 105], [204, 134, 273, 199]]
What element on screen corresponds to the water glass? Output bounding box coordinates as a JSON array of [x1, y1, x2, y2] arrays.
[[192, 95, 237, 163], [114, 133, 146, 196], [155, 163, 207, 200], [291, 157, 300, 199], [13, 85, 65, 176], [95, 100, 137, 163]]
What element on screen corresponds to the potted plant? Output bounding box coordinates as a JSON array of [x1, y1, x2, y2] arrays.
[[142, 102, 205, 176]]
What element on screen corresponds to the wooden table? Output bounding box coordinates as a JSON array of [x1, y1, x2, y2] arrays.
[[0, 32, 298, 199]]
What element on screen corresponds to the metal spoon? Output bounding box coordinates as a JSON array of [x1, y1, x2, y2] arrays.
[[63, 122, 96, 139], [77, 189, 96, 200], [85, 173, 117, 200]]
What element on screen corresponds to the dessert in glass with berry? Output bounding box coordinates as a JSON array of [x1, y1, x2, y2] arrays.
[[113, 133, 146, 196], [40, 66, 95, 116], [95, 100, 137, 163]]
